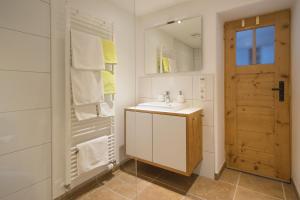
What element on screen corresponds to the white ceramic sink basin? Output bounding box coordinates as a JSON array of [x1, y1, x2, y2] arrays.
[[137, 102, 187, 112]]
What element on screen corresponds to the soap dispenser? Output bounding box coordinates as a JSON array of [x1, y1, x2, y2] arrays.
[[176, 90, 185, 103]]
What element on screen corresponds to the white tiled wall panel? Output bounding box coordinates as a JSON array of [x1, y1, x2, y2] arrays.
[[193, 75, 214, 101], [138, 77, 152, 98], [0, 109, 51, 156], [151, 77, 175, 99], [194, 152, 215, 179], [172, 76, 193, 99], [193, 101, 214, 126], [203, 126, 214, 153], [0, 71, 50, 112], [0, 0, 51, 198], [0, 144, 51, 198], [0, 29, 50, 72], [149, 76, 193, 100], [0, 0, 50, 37], [1, 179, 51, 200]]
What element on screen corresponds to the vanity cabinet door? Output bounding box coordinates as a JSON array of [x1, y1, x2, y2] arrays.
[[153, 114, 186, 172], [126, 111, 153, 162]]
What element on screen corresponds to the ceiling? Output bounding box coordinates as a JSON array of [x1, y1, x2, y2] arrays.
[[108, 0, 296, 18], [108, 0, 193, 16], [135, 0, 192, 16]]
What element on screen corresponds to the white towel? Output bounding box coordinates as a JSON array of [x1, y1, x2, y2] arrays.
[[169, 58, 177, 73], [77, 136, 109, 175], [99, 101, 115, 117], [71, 68, 104, 105], [71, 29, 105, 70], [75, 104, 98, 121]]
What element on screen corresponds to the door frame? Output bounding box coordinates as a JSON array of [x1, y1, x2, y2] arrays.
[[224, 10, 291, 181]]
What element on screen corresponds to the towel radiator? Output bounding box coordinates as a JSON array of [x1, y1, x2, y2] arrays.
[[65, 7, 116, 189]]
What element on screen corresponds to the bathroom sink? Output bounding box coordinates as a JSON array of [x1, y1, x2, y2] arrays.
[[137, 102, 187, 112]]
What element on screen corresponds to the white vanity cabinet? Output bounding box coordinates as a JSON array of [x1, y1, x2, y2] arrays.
[[125, 108, 203, 176], [153, 114, 187, 172], [125, 111, 153, 162]]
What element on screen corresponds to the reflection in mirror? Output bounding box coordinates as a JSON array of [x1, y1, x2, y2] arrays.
[[145, 16, 202, 74]]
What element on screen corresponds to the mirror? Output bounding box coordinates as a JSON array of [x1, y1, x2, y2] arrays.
[[145, 16, 202, 74]]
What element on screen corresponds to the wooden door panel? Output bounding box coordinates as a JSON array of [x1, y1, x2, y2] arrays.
[[237, 74, 275, 107], [225, 10, 291, 181], [235, 151, 276, 177], [237, 130, 275, 153], [237, 108, 274, 133]]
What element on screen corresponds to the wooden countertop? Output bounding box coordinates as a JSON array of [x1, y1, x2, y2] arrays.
[[125, 106, 203, 117]]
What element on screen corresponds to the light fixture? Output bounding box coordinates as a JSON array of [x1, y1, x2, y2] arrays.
[[166, 20, 182, 25]]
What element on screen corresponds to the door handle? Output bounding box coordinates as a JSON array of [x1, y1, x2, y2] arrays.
[[272, 81, 284, 102], [272, 88, 280, 91]]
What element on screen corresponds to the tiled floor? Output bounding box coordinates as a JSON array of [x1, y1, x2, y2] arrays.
[[74, 160, 299, 200]]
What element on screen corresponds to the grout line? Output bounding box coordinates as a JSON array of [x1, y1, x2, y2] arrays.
[[282, 183, 287, 200], [188, 193, 207, 200], [0, 107, 51, 114], [232, 172, 241, 200], [0, 69, 51, 74], [103, 185, 132, 200], [218, 179, 237, 186], [0, 26, 50, 39], [40, 0, 50, 4], [0, 142, 51, 157], [0, 177, 50, 199]]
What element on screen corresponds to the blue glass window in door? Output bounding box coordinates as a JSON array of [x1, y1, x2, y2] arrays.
[[236, 30, 253, 66], [256, 26, 275, 64]]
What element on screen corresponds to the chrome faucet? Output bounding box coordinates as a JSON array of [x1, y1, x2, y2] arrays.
[[164, 91, 171, 103]]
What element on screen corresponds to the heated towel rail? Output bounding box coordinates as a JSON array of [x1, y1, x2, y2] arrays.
[[65, 8, 116, 189]]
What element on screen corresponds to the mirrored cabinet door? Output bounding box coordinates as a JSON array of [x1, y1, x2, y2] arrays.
[[145, 16, 203, 74]]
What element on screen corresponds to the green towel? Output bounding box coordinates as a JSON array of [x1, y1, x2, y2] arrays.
[[101, 70, 116, 95], [102, 39, 118, 64], [162, 57, 170, 73]]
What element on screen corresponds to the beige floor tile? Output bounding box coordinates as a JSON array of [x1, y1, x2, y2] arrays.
[[103, 171, 150, 199], [238, 173, 284, 199], [219, 169, 240, 185], [86, 187, 128, 200], [136, 184, 184, 200], [188, 176, 235, 200], [283, 183, 299, 200], [235, 187, 282, 200]]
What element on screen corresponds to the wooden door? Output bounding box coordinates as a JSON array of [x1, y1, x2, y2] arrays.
[[225, 10, 291, 181]]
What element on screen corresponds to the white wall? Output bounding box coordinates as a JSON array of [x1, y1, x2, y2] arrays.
[[51, 0, 136, 198], [51, 0, 67, 197], [292, 0, 300, 194], [0, 0, 51, 199]]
